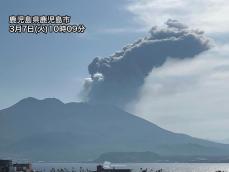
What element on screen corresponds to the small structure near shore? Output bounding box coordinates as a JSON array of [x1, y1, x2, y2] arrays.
[[0, 160, 14, 172], [0, 160, 33, 172], [13, 163, 32, 172], [93, 165, 132, 172]]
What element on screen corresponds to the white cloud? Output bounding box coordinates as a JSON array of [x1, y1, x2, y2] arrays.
[[127, 0, 229, 34], [126, 45, 229, 140], [125, 0, 229, 140]]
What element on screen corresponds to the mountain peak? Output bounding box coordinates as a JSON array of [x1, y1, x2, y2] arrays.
[[16, 97, 39, 105], [12, 97, 64, 108]]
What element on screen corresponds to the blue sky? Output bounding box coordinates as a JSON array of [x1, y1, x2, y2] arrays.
[[0, 0, 145, 109], [1, 0, 229, 141]]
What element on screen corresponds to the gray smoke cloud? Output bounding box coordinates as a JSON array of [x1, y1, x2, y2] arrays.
[[82, 20, 211, 107]]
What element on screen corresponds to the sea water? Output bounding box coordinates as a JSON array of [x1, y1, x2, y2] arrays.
[[33, 163, 229, 172]]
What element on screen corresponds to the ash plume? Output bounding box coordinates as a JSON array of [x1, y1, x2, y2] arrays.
[[82, 20, 211, 107]]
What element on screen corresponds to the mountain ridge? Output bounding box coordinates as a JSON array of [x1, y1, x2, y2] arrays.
[[0, 97, 229, 161]]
